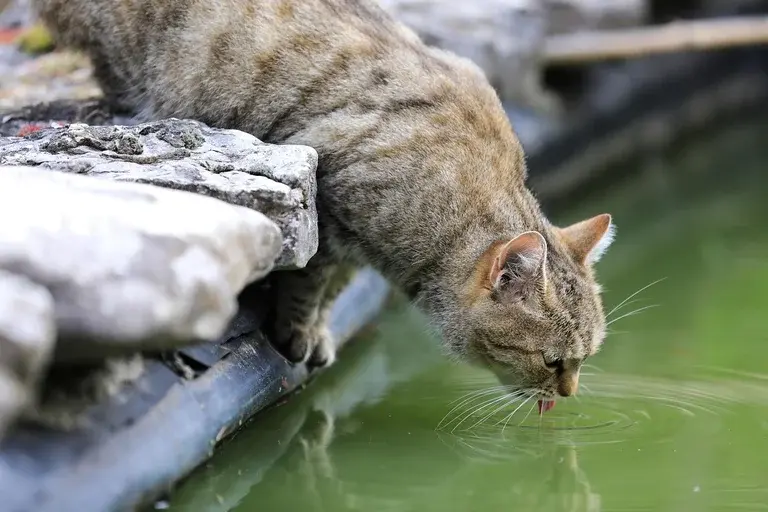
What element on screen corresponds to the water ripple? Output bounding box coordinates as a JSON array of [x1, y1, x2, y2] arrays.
[[436, 371, 768, 455]]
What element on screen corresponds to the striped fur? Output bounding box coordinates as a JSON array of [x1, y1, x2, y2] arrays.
[[32, 0, 615, 396]]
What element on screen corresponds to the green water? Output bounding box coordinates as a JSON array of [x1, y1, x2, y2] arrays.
[[171, 117, 768, 512]]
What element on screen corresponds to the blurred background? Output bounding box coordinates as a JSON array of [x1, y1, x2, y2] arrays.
[[1, 0, 767, 511]]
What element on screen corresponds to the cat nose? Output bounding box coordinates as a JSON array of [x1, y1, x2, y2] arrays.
[[557, 371, 579, 397]]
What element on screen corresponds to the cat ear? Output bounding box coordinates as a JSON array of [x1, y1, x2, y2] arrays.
[[559, 213, 615, 265], [489, 231, 547, 301]]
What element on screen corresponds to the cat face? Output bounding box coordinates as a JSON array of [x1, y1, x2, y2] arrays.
[[462, 214, 615, 400]]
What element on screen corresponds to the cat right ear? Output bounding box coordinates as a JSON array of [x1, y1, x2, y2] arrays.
[[558, 213, 615, 265], [489, 231, 547, 302]]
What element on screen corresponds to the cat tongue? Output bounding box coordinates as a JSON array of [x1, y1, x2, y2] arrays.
[[537, 399, 556, 415]]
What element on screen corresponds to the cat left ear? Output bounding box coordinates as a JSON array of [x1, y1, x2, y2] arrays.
[[559, 213, 615, 265], [489, 231, 547, 302]]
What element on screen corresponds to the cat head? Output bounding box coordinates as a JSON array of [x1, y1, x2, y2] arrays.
[[459, 213, 615, 399]]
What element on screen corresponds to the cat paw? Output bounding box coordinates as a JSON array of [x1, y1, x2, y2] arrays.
[[273, 325, 336, 369], [307, 327, 336, 369]]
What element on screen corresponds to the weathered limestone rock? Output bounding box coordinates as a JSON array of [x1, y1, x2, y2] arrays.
[[0, 114, 320, 436], [0, 269, 55, 438], [380, 0, 647, 111], [0, 165, 283, 361], [0, 119, 319, 268]]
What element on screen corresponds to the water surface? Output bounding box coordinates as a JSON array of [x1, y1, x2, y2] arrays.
[[171, 117, 768, 511]]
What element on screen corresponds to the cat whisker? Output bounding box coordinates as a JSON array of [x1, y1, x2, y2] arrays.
[[443, 396, 500, 432], [607, 298, 642, 318], [466, 391, 528, 430], [496, 390, 536, 426], [606, 277, 666, 318], [518, 399, 538, 427], [443, 386, 506, 413], [581, 363, 604, 373], [436, 397, 498, 429], [501, 395, 535, 433], [438, 388, 504, 429], [446, 386, 502, 406], [450, 394, 514, 433], [606, 304, 659, 326], [439, 384, 527, 431]]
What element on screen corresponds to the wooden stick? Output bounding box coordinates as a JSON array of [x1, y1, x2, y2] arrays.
[[544, 16, 768, 65]]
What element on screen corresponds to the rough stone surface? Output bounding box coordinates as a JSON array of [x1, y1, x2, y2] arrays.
[[381, 0, 647, 111], [0, 165, 283, 361], [0, 119, 319, 268], [0, 269, 55, 438]]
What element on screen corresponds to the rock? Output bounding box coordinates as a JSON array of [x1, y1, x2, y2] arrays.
[[0, 165, 283, 361], [0, 269, 55, 438], [0, 270, 55, 387], [0, 118, 319, 268]]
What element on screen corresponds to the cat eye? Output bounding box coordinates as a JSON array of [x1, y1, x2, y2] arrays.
[[542, 353, 563, 371]]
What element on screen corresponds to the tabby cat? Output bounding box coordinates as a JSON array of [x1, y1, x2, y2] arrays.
[[32, 0, 615, 408]]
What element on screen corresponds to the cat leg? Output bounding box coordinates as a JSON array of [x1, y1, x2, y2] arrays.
[[305, 263, 357, 367], [270, 243, 336, 368], [271, 260, 332, 367], [271, 255, 357, 369], [91, 52, 141, 114]]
